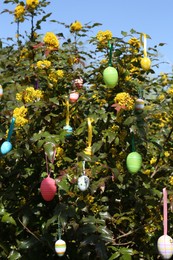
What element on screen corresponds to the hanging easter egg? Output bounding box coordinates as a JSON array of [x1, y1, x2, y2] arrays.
[[0, 141, 12, 155], [0, 85, 3, 98], [73, 77, 83, 89], [140, 57, 151, 71], [78, 175, 90, 191], [63, 125, 73, 137], [103, 67, 118, 88], [157, 235, 173, 259], [135, 98, 144, 111], [40, 176, 57, 201], [126, 151, 142, 174], [55, 239, 66, 257], [69, 91, 79, 103]]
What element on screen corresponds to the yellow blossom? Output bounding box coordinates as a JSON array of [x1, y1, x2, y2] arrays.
[[70, 21, 82, 32], [114, 92, 134, 110], [48, 69, 64, 84], [150, 157, 157, 165], [158, 94, 165, 101], [26, 0, 39, 9], [167, 85, 173, 95], [143, 169, 151, 175], [128, 37, 140, 49], [169, 176, 173, 185], [16, 86, 43, 103], [37, 60, 51, 69], [13, 106, 28, 127], [43, 32, 60, 50], [14, 4, 25, 22], [164, 151, 170, 157], [96, 30, 112, 46]]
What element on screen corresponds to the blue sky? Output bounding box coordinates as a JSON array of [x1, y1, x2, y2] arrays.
[[1, 0, 173, 73]]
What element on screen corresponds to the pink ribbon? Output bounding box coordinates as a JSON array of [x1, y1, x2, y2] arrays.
[[163, 187, 167, 235]]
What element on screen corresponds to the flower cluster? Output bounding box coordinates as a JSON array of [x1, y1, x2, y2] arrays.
[[16, 86, 43, 103], [37, 60, 51, 69], [48, 69, 64, 84], [167, 85, 173, 96], [26, 0, 39, 9], [43, 32, 60, 50], [114, 92, 134, 110], [14, 4, 25, 22], [70, 21, 82, 32], [96, 30, 112, 46], [128, 37, 140, 49], [13, 106, 28, 127]]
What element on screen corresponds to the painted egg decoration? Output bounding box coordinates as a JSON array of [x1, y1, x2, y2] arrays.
[[69, 91, 79, 103], [55, 239, 66, 257], [40, 176, 57, 201], [0, 85, 3, 98], [63, 125, 73, 137], [73, 77, 83, 89], [135, 98, 145, 111], [126, 151, 142, 174], [78, 175, 90, 191], [157, 235, 173, 259], [140, 57, 151, 71], [103, 67, 118, 88], [0, 141, 12, 155]]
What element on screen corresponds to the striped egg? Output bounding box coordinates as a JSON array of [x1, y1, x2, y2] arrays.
[[103, 67, 118, 88], [55, 239, 66, 257], [157, 235, 173, 259], [63, 125, 73, 137], [126, 152, 142, 174], [40, 176, 57, 201], [135, 98, 144, 110]]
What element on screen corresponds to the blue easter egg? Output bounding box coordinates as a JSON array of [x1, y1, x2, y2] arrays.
[[0, 141, 12, 155], [63, 125, 73, 137]]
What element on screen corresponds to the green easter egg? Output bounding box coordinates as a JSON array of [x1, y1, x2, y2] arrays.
[[103, 67, 118, 88], [126, 152, 142, 174]]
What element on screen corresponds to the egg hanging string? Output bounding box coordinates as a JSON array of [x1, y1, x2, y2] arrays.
[[163, 187, 168, 235], [45, 148, 56, 177], [82, 160, 86, 176], [84, 117, 93, 155], [140, 33, 147, 57], [58, 215, 62, 240], [131, 131, 135, 152], [108, 41, 113, 67], [66, 100, 70, 126]]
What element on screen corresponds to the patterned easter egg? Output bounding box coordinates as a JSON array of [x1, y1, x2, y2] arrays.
[[157, 235, 173, 259], [55, 239, 66, 257], [78, 175, 90, 191], [126, 152, 142, 174], [69, 91, 79, 102], [0, 85, 3, 98], [40, 176, 57, 201], [103, 67, 118, 88], [63, 125, 73, 137], [140, 57, 151, 71], [73, 78, 83, 89], [135, 98, 144, 110]]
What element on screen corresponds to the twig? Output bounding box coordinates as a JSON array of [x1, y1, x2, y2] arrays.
[[18, 217, 40, 241]]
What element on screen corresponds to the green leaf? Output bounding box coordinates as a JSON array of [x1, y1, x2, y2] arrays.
[[109, 251, 120, 260], [8, 250, 21, 260], [1, 213, 16, 226]]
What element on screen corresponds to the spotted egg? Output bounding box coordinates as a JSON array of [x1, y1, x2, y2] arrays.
[[78, 175, 90, 191]]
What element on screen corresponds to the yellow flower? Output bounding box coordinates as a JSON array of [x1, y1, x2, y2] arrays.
[[164, 151, 170, 157], [143, 169, 151, 175], [169, 176, 173, 185], [70, 21, 82, 32], [150, 157, 157, 165], [56, 69, 64, 78], [14, 4, 25, 22], [158, 94, 165, 101], [48, 70, 64, 84], [26, 0, 39, 9], [128, 37, 140, 49], [114, 92, 134, 110], [13, 106, 28, 127], [16, 86, 43, 103], [96, 30, 112, 46], [37, 60, 51, 69], [43, 32, 60, 50], [167, 85, 173, 95]]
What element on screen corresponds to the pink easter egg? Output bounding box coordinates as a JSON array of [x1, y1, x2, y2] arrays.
[[73, 78, 83, 89], [69, 91, 79, 102], [157, 235, 173, 259], [40, 176, 57, 201]]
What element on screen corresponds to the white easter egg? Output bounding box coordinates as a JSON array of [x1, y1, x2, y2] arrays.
[[55, 239, 66, 257], [78, 175, 90, 191], [135, 98, 144, 110], [157, 235, 173, 259]]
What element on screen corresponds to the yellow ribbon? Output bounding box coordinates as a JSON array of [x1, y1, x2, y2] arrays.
[[140, 33, 147, 57], [66, 100, 70, 126], [84, 117, 93, 156]]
